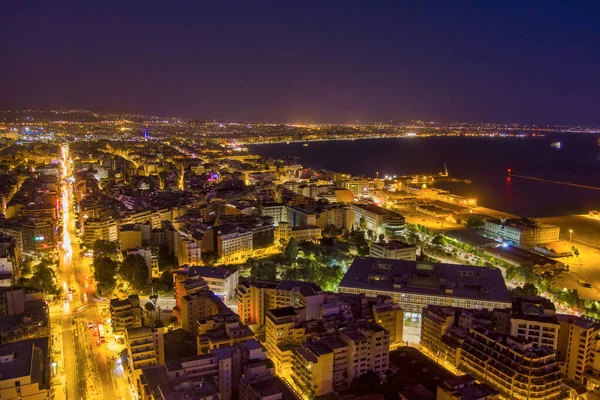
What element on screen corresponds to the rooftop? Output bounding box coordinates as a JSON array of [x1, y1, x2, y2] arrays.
[[339, 257, 511, 304]]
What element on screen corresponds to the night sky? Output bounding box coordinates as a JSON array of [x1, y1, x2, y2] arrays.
[[2, 0, 599, 124]]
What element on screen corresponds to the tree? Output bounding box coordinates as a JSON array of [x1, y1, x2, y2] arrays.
[[250, 261, 277, 281], [466, 216, 485, 228], [92, 240, 119, 257], [523, 282, 539, 297], [94, 255, 118, 296], [359, 217, 367, 231], [119, 254, 150, 291], [144, 301, 156, 312], [432, 235, 446, 247], [284, 238, 299, 261], [351, 370, 382, 392], [201, 251, 216, 266], [26, 259, 61, 298]]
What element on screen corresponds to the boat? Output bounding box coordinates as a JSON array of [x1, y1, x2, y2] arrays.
[[551, 141, 561, 149], [303, 143, 309, 147]]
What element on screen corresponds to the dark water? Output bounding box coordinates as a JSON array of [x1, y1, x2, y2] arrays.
[[249, 134, 600, 217]]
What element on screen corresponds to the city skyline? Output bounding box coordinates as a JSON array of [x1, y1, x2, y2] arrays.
[[3, 0, 600, 125]]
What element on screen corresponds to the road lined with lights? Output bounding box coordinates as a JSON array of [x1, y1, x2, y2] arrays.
[[53, 144, 122, 400]]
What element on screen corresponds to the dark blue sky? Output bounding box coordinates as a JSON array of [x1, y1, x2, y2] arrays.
[[2, 0, 599, 124]]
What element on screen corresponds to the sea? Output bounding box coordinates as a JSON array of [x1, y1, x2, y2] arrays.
[[249, 134, 600, 218]]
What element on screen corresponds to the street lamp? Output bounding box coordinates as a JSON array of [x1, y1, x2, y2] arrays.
[[569, 229, 573, 249]]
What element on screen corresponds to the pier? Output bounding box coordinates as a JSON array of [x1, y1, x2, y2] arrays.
[[507, 170, 600, 191]]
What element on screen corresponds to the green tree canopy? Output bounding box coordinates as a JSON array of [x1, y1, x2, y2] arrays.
[[249, 261, 277, 281], [93, 255, 118, 296], [284, 238, 299, 261], [26, 259, 61, 298], [119, 254, 150, 291]]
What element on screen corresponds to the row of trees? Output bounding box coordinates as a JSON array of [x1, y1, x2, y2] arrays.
[[247, 237, 352, 291]]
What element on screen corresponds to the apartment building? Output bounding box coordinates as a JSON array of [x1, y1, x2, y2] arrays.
[[236, 279, 324, 332], [109, 294, 143, 332], [119, 225, 143, 250], [197, 313, 255, 354], [369, 240, 416, 261], [557, 314, 600, 385], [239, 372, 299, 400], [345, 178, 370, 197], [510, 297, 560, 350], [372, 301, 404, 350], [460, 326, 562, 399], [339, 322, 390, 383], [265, 307, 307, 376], [126, 325, 165, 384], [180, 290, 231, 335], [484, 218, 560, 246], [0, 338, 50, 400], [176, 266, 239, 302], [138, 339, 273, 400], [217, 225, 253, 263], [291, 341, 334, 398], [83, 216, 118, 244], [173, 272, 208, 310]]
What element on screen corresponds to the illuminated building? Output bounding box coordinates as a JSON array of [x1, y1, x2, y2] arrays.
[[510, 297, 560, 350], [173, 271, 208, 310], [460, 326, 562, 399], [0, 338, 50, 400], [369, 240, 416, 261], [83, 216, 118, 244], [484, 218, 560, 246], [236, 280, 324, 332], [109, 294, 143, 332], [179, 288, 227, 335], [345, 178, 369, 197], [338, 258, 511, 325], [197, 313, 255, 354], [372, 301, 404, 350], [274, 222, 322, 243], [176, 266, 239, 302], [126, 324, 165, 386], [217, 225, 253, 264], [557, 314, 600, 385], [118, 225, 143, 250], [265, 307, 306, 376], [290, 341, 334, 398]]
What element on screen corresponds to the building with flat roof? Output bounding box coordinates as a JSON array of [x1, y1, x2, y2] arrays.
[[239, 372, 299, 400], [109, 294, 143, 332], [510, 297, 560, 350], [338, 258, 511, 323], [177, 266, 239, 301], [369, 240, 416, 261], [126, 324, 165, 386], [460, 326, 562, 399], [484, 218, 560, 246], [236, 279, 324, 332], [0, 338, 50, 400]]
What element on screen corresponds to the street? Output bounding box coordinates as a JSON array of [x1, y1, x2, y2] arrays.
[[50, 144, 129, 400]]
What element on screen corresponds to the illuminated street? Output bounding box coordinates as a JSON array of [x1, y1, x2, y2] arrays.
[[52, 144, 128, 400]]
